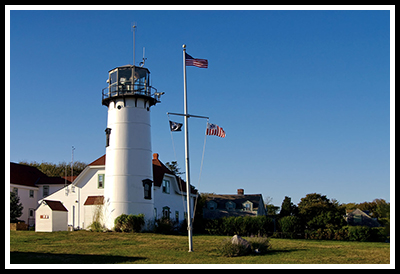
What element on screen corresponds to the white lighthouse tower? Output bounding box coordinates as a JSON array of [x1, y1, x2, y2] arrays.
[[102, 64, 162, 229]]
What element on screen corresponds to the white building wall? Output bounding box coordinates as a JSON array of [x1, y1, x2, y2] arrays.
[[35, 204, 52, 232], [10, 184, 38, 226], [52, 211, 68, 231], [104, 98, 154, 229], [153, 174, 195, 223], [37, 166, 105, 230]]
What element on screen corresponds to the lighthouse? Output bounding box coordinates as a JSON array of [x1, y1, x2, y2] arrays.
[[101, 64, 162, 229]]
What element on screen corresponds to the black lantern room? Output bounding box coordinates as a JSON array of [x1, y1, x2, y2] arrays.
[[102, 65, 161, 107]]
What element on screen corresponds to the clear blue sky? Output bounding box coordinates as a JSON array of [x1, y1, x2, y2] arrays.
[[8, 7, 392, 206]]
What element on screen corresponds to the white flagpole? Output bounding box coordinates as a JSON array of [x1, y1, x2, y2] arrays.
[[183, 44, 193, 252]]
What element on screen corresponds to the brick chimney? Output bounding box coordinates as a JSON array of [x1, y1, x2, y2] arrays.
[[237, 189, 244, 195]]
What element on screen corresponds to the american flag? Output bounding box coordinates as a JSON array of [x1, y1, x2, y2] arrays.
[[185, 53, 208, 68], [206, 123, 226, 138]]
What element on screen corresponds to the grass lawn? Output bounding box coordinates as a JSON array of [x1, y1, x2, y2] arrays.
[[9, 231, 390, 264]]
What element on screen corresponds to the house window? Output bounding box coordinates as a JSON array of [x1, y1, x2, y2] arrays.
[[43, 186, 49, 197], [207, 201, 217, 211], [175, 211, 179, 223], [226, 201, 236, 211], [98, 174, 105, 189], [243, 201, 253, 211], [162, 206, 170, 219], [162, 180, 170, 194], [29, 208, 34, 217], [142, 179, 152, 200], [29, 190, 34, 198]]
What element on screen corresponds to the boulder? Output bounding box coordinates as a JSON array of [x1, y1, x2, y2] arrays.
[[231, 235, 250, 250]]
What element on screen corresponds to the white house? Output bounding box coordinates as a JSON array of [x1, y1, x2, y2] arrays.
[[36, 153, 196, 230]]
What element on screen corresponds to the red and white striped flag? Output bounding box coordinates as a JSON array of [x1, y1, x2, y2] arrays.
[[185, 53, 208, 68], [206, 123, 226, 138]]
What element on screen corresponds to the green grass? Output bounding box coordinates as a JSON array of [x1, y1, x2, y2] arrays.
[[9, 231, 390, 264]]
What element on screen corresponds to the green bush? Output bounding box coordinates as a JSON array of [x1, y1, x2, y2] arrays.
[[154, 217, 181, 234], [204, 216, 273, 236], [347, 226, 387, 242], [248, 236, 271, 254], [114, 214, 145, 232], [218, 238, 251, 257]]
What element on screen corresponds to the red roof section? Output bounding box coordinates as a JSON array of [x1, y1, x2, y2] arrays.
[[84, 195, 104, 205], [152, 153, 197, 195], [10, 163, 73, 187], [10, 163, 47, 187], [43, 200, 68, 212], [88, 155, 106, 166]]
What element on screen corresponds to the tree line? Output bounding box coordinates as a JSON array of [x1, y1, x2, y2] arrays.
[[193, 192, 390, 242], [18, 161, 88, 178]]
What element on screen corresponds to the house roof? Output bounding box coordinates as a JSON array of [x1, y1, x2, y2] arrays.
[[10, 163, 73, 187], [88, 155, 106, 166], [206, 194, 263, 210], [152, 153, 197, 195], [203, 194, 263, 219], [10, 163, 47, 187], [345, 208, 380, 227], [84, 195, 104, 205], [42, 200, 68, 212]]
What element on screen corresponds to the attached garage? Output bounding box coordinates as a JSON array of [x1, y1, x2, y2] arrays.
[[35, 200, 68, 232]]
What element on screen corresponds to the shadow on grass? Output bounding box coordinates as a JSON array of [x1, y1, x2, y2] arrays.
[[10, 252, 146, 264], [266, 248, 304, 255]]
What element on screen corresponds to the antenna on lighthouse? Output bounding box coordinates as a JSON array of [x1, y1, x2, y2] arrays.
[[140, 47, 147, 67], [132, 22, 137, 66]]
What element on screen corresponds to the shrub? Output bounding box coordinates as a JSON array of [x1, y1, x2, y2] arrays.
[[248, 236, 271, 254], [348, 226, 371, 242], [154, 217, 181, 234], [88, 204, 106, 232], [114, 214, 145, 232], [204, 216, 273, 236], [218, 238, 251, 257]]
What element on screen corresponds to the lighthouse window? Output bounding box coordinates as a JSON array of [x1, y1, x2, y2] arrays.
[[162, 180, 170, 194], [119, 69, 132, 85], [109, 70, 118, 93], [105, 128, 111, 147], [142, 179, 152, 200]]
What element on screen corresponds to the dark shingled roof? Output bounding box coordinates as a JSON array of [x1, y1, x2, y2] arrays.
[[42, 200, 68, 212], [84, 195, 104, 205]]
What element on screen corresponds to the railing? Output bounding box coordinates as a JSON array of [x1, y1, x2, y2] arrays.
[[102, 83, 158, 102]]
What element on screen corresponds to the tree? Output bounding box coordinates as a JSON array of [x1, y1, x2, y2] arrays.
[[264, 196, 279, 215], [10, 192, 23, 223], [165, 161, 184, 176], [297, 193, 345, 231], [279, 196, 297, 217], [18, 161, 87, 177]]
